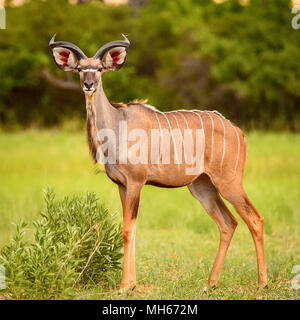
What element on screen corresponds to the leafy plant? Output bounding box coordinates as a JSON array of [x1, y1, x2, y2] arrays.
[[0, 188, 123, 299]]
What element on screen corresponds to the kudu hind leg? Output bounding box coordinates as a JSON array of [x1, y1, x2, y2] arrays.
[[188, 174, 238, 289], [217, 182, 267, 288]]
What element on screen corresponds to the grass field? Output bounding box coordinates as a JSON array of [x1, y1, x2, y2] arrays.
[[0, 130, 299, 300]]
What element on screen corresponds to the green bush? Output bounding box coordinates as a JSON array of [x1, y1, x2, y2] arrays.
[[0, 189, 123, 300]]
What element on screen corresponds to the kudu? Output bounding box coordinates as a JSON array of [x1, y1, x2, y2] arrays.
[[49, 34, 267, 292]]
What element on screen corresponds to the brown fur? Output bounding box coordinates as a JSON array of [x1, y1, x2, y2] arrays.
[[86, 107, 98, 164]]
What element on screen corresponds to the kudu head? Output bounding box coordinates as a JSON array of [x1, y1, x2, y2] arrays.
[[49, 34, 130, 96]]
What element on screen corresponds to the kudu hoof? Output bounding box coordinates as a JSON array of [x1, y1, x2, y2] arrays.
[[203, 283, 217, 293], [118, 282, 136, 294]]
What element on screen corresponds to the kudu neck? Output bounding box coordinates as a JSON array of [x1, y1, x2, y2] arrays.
[[84, 79, 119, 163], [84, 79, 118, 130]]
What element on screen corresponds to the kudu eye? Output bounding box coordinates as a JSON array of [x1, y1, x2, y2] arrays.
[[77, 67, 82, 72], [98, 67, 103, 72]]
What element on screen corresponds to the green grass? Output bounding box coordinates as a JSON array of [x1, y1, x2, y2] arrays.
[[0, 130, 299, 300]]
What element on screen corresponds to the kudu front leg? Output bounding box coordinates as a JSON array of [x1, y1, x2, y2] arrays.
[[118, 183, 142, 292]]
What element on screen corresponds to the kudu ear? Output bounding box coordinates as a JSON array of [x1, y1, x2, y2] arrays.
[[103, 47, 127, 71], [52, 47, 78, 72]]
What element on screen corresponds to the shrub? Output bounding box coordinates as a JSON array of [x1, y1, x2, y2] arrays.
[[0, 189, 123, 300]]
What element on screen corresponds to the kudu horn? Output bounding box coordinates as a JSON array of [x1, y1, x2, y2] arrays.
[[49, 34, 87, 60], [93, 34, 130, 60]]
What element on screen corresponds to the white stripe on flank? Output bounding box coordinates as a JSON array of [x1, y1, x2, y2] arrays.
[[176, 111, 200, 169], [176, 111, 189, 129], [231, 124, 240, 175], [191, 111, 206, 170], [170, 112, 184, 140], [170, 113, 184, 164], [161, 113, 180, 166], [176, 111, 194, 155], [154, 111, 163, 162], [206, 112, 214, 165], [218, 115, 226, 173], [191, 110, 204, 130]]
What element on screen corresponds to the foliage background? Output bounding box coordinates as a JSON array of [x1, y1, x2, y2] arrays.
[[0, 0, 299, 130]]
